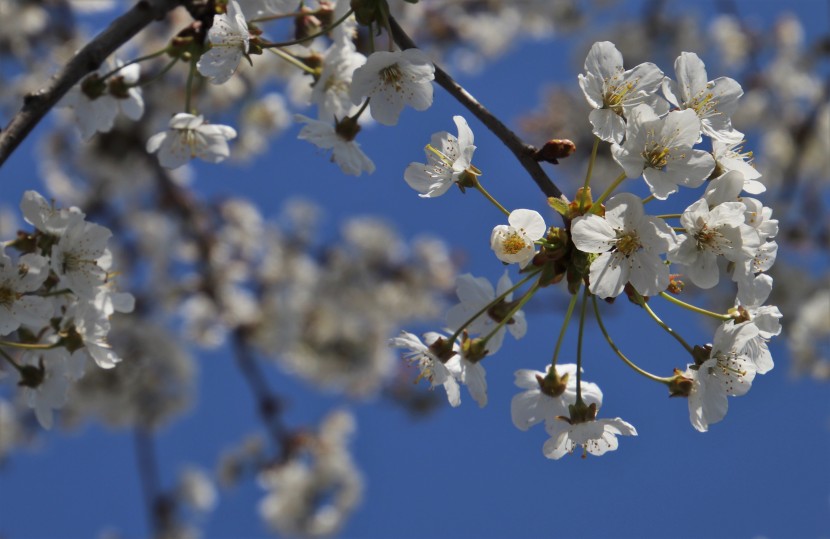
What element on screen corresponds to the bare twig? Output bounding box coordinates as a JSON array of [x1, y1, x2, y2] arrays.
[[232, 329, 291, 456], [134, 427, 175, 538], [0, 0, 183, 168], [388, 16, 564, 200], [146, 153, 292, 460]]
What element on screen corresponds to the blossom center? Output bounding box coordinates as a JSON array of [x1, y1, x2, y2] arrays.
[[0, 286, 16, 307], [615, 230, 641, 256], [642, 141, 671, 169], [501, 231, 527, 255], [60, 252, 98, 274], [379, 64, 404, 92], [693, 223, 726, 253], [603, 78, 635, 115], [688, 90, 717, 117], [324, 75, 349, 95]]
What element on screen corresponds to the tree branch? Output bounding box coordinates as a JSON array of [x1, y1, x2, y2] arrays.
[[388, 16, 564, 200], [134, 427, 175, 538], [0, 0, 183, 168]]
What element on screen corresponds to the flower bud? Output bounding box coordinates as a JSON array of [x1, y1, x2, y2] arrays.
[[335, 115, 362, 141], [534, 139, 576, 164], [568, 401, 598, 424], [667, 274, 685, 294], [539, 369, 569, 398], [17, 359, 45, 389], [668, 368, 694, 397], [80, 74, 107, 100], [350, 0, 388, 26], [461, 334, 488, 363], [692, 344, 712, 367], [427, 337, 456, 363]]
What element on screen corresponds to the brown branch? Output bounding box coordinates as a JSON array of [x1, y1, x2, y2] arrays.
[[145, 152, 293, 460], [134, 427, 176, 538], [388, 16, 564, 201], [232, 328, 292, 459], [0, 0, 183, 168]]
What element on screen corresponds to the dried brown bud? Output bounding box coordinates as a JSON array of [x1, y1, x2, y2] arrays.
[[534, 139, 576, 164]]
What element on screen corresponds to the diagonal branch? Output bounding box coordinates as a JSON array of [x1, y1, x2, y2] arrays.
[[388, 16, 564, 200], [0, 0, 183, 169]]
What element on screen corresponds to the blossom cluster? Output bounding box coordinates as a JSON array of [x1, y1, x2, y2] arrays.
[[59, 0, 437, 177], [0, 191, 133, 428], [394, 41, 781, 458], [0, 0, 821, 535]]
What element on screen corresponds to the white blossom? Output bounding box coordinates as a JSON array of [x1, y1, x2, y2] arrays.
[[543, 415, 637, 459], [296, 115, 375, 176], [578, 41, 667, 143], [612, 105, 714, 200], [404, 115, 476, 198], [62, 58, 144, 140], [177, 467, 218, 513], [0, 251, 52, 336], [258, 410, 362, 538], [663, 51, 744, 143], [446, 271, 526, 355], [390, 331, 460, 407], [20, 190, 84, 235], [669, 198, 760, 289], [455, 348, 488, 408], [146, 113, 237, 169], [712, 140, 765, 193], [50, 219, 113, 298], [686, 322, 759, 432], [571, 193, 675, 298], [490, 209, 546, 268], [19, 348, 75, 429], [511, 364, 602, 431], [311, 42, 367, 121], [349, 49, 435, 126], [197, 0, 250, 85]]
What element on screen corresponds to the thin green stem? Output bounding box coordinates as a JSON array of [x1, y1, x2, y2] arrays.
[[474, 178, 509, 216], [448, 269, 541, 344], [575, 284, 590, 404], [481, 279, 540, 345], [378, 0, 395, 52], [184, 55, 197, 114], [659, 291, 735, 321], [550, 284, 581, 369], [352, 98, 371, 121], [583, 136, 600, 189], [40, 288, 73, 298], [267, 47, 317, 74], [581, 136, 600, 209], [593, 172, 627, 208], [262, 8, 355, 48], [634, 292, 695, 355], [99, 48, 169, 81], [655, 213, 681, 219], [0, 340, 60, 351], [137, 56, 179, 87], [642, 194, 656, 204], [250, 8, 328, 23], [592, 296, 674, 384]]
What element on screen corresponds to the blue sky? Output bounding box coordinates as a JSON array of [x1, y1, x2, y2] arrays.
[[0, 1, 828, 538]]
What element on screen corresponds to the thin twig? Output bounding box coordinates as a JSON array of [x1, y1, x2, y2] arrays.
[[0, 0, 183, 168], [134, 427, 173, 538], [388, 16, 563, 200], [232, 328, 290, 455]]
